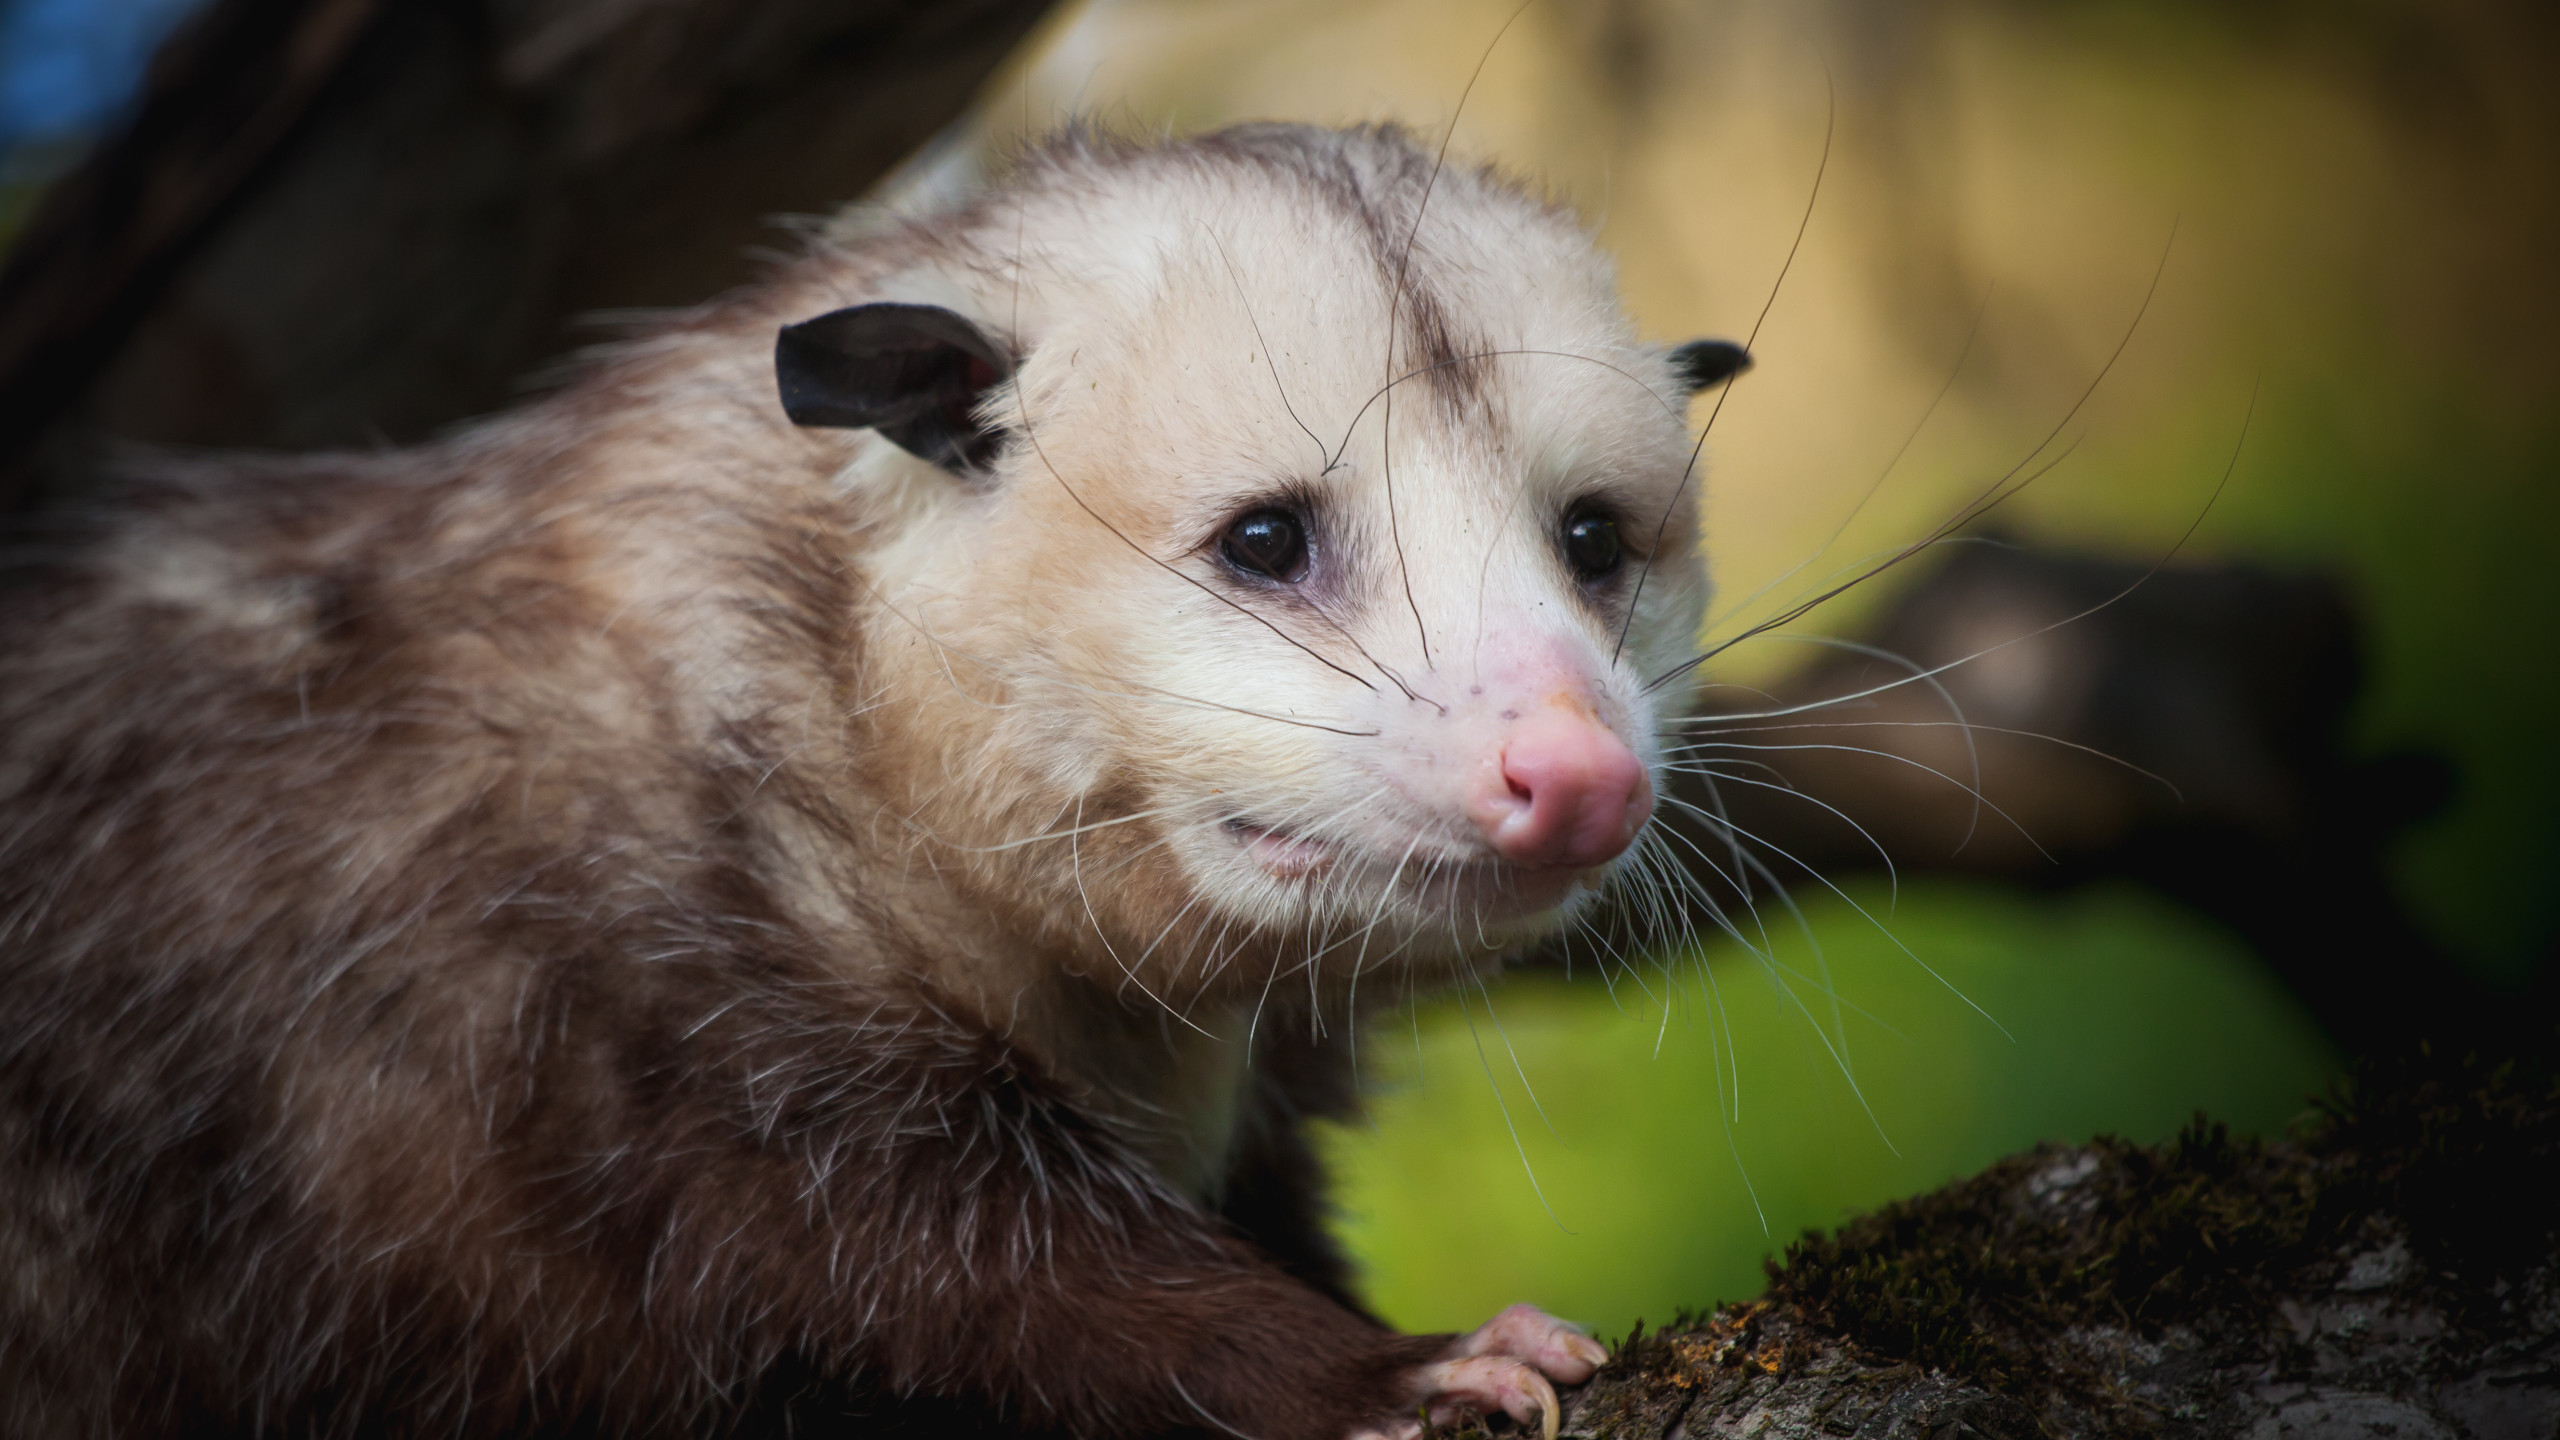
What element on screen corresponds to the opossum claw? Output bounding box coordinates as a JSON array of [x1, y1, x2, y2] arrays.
[[1416, 1355, 1561, 1439], [1391, 1304, 1600, 1439]]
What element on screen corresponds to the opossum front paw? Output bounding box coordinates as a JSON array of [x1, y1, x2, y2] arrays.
[[1447, 1302, 1609, 1385], [1355, 1304, 1608, 1440]]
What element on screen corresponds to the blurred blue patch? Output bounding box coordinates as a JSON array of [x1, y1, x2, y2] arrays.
[[1, 0, 208, 150]]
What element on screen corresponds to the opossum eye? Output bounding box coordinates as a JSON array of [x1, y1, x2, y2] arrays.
[[1220, 507, 1311, 583], [1562, 505, 1624, 581]]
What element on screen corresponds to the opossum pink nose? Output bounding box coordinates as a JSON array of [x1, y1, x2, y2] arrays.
[[1468, 714, 1653, 870]]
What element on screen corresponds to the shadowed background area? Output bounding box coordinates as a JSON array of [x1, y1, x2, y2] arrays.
[[3, 0, 2553, 1340]]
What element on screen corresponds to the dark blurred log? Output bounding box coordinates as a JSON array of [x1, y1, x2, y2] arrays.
[[1532, 1048, 2560, 1440], [0, 0, 1058, 511], [0, 0, 381, 497], [1579, 540, 2478, 1059]]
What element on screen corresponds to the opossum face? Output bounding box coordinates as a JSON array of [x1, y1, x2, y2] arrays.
[[803, 131, 1719, 1003]]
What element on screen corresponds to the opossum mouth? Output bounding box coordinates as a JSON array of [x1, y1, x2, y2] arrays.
[[1223, 818, 1335, 879], [1223, 817, 1601, 915]]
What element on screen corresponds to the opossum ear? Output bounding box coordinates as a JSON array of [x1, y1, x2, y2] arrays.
[[1667, 339, 1752, 395], [775, 303, 1013, 474]]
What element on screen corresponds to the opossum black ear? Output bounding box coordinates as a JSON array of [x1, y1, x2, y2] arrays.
[[775, 303, 1013, 474], [1668, 339, 1752, 395]]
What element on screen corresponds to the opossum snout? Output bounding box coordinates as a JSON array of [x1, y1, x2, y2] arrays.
[[1464, 708, 1653, 870]]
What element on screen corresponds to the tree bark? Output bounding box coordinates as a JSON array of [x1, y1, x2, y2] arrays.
[[1532, 1050, 2560, 1440]]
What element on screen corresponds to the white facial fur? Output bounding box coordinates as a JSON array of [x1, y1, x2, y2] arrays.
[[836, 128, 1709, 1007]]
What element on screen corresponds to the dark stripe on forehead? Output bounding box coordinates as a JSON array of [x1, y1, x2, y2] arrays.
[[1193, 126, 1494, 427], [1331, 133, 1492, 420]]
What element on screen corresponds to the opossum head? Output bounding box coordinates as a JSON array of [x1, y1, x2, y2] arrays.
[[789, 126, 1735, 1007]]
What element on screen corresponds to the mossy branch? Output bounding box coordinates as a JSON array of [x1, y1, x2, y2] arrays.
[[1484, 1047, 2560, 1440]]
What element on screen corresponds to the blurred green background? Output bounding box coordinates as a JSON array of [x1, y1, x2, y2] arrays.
[[9, 0, 2554, 1341], [1324, 880, 2336, 1331]]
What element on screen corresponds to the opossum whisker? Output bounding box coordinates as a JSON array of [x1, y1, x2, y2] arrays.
[[1664, 789, 2010, 1043], [1701, 287, 1992, 639], [1468, 964, 1562, 1142], [1182, 914, 1253, 1022], [1613, 833, 1676, 965], [964, 798, 1226, 855], [1001, 168, 1380, 699], [1716, 939, 1914, 1044], [1664, 636, 1972, 879], [1638, 826, 1718, 964], [1659, 760, 1902, 888], [1354, 922, 1431, 1029], [1641, 783, 1758, 943], [1749, 631, 1985, 855], [1069, 793, 1214, 1038], [1655, 226, 2185, 698], [1641, 827, 1896, 1059], [1653, 944, 1686, 1061], [1687, 718, 2185, 801], [1694, 954, 1772, 1235], [1994, 223, 2184, 487], [1647, 792, 1798, 970], [1686, 923, 1744, 1117], [1339, 877, 1437, 1072], [1661, 752, 1791, 785], [1112, 679, 1382, 737], [1667, 740, 2048, 863], [1626, 804, 1872, 1128], [1205, 226, 1437, 706], [1338, 829, 1429, 1058], [1636, 851, 1742, 1038], [1717, 839, 1889, 1138], [1670, 381, 2258, 920], [984, 775, 1311, 861], [1638, 805, 1774, 969], [1307, 926, 1326, 1040], [1724, 827, 1860, 1079], [861, 576, 1382, 738], [1017, 428, 1382, 694], [1816, 285, 1993, 555], [1368, 0, 1542, 672], [1617, 68, 1835, 667], [1168, 1373, 1264, 1440], [1655, 625, 1996, 725], [1204, 227, 1329, 474], [1453, 975, 1571, 1232], [1647, 435, 2085, 697], [1657, 451, 2175, 722], [1242, 909, 1286, 1051], [1329, 344, 1697, 477], [1686, 738, 1761, 918], [1655, 829, 1722, 946]]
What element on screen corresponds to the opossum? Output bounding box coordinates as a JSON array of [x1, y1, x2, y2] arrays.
[[0, 122, 1748, 1438]]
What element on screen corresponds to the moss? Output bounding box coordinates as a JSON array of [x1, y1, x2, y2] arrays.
[[1753, 1041, 2560, 1422]]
